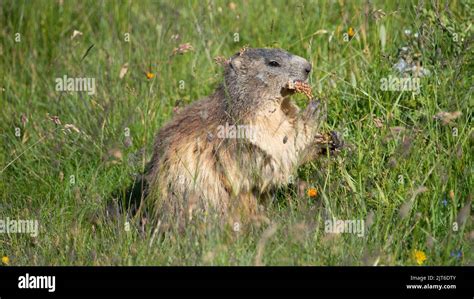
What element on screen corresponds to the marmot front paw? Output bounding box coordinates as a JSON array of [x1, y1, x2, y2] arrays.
[[302, 99, 321, 122]]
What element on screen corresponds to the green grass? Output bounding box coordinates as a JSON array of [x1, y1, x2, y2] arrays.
[[0, 0, 472, 266]]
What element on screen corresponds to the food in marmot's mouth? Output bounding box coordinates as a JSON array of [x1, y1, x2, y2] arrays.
[[287, 80, 313, 100]]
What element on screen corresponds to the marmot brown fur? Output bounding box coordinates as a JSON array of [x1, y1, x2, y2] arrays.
[[144, 48, 332, 227]]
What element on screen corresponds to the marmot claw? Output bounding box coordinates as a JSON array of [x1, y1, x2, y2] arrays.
[[329, 130, 344, 150]]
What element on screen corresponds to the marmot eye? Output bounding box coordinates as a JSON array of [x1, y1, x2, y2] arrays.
[[268, 60, 280, 67]]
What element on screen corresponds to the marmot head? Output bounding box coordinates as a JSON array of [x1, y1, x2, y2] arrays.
[[223, 48, 312, 118]]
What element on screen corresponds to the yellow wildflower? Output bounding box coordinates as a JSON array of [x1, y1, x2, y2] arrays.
[[412, 250, 427, 265], [348, 27, 356, 39], [146, 72, 155, 80], [1, 256, 9, 265]]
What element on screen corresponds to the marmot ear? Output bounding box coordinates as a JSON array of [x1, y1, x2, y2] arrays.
[[229, 56, 243, 72]]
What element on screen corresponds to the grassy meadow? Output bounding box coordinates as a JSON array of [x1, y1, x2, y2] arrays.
[[0, 0, 473, 266]]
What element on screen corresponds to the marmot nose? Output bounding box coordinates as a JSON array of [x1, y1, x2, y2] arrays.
[[304, 63, 312, 74]]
